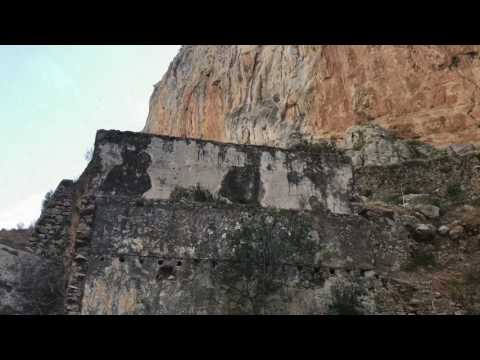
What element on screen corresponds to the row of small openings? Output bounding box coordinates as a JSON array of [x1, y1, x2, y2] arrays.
[[101, 255, 332, 274], [101, 255, 217, 269], [156, 259, 216, 268], [100, 255, 380, 279]]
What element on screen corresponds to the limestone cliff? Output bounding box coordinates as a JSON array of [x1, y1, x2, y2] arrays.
[[144, 45, 480, 148], [4, 45, 480, 315]]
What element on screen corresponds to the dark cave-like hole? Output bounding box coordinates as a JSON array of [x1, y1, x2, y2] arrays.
[[329, 268, 335, 275], [158, 259, 164, 265], [119, 256, 125, 263], [211, 260, 217, 269], [99, 256, 105, 262], [176, 260, 182, 267]]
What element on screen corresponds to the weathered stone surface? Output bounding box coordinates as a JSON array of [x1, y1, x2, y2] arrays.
[[14, 128, 479, 315], [0, 244, 64, 314], [30, 179, 74, 259], [144, 45, 480, 149], [438, 225, 450, 236], [340, 124, 415, 167], [412, 204, 440, 219], [449, 225, 465, 240], [52, 129, 421, 315], [92, 130, 353, 214], [413, 224, 437, 242], [402, 194, 433, 205], [355, 152, 480, 202], [80, 197, 410, 315], [447, 144, 478, 156]]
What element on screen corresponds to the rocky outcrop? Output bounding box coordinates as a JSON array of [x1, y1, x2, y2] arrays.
[[0, 244, 64, 314], [144, 45, 480, 148], [340, 124, 432, 167]]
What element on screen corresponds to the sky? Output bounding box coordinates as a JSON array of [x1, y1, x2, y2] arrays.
[[0, 45, 181, 229]]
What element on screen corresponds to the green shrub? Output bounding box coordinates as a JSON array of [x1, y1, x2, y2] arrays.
[[327, 285, 363, 315], [403, 249, 437, 272], [41, 190, 54, 212], [447, 184, 464, 200], [170, 184, 214, 203], [383, 195, 404, 206], [291, 141, 339, 154]]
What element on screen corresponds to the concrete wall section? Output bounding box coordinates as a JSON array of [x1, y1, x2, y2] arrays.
[[92, 130, 353, 214]]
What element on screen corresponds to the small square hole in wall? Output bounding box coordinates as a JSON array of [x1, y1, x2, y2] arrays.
[[119, 256, 125, 263], [158, 259, 164, 265], [329, 268, 335, 275], [176, 260, 182, 267]]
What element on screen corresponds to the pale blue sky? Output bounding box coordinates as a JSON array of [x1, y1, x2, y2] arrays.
[[0, 45, 180, 229]]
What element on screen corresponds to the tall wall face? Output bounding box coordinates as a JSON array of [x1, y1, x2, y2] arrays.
[[14, 129, 479, 314], [144, 45, 480, 149], [92, 130, 353, 214], [80, 198, 408, 315], [62, 130, 413, 315], [0, 181, 72, 314], [23, 129, 480, 315], [30, 180, 75, 259]]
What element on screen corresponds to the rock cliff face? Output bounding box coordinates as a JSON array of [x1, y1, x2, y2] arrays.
[[4, 45, 480, 315], [144, 45, 480, 148]]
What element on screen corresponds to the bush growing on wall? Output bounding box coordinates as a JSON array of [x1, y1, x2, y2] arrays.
[[41, 190, 54, 212]]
